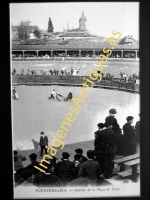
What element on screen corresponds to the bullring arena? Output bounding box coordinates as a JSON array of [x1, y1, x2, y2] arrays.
[[12, 59, 140, 160]]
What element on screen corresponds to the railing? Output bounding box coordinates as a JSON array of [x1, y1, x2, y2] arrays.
[[12, 75, 140, 93]]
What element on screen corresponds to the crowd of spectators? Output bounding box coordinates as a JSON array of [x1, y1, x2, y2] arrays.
[[14, 109, 140, 188], [12, 67, 139, 80], [12, 67, 78, 76]]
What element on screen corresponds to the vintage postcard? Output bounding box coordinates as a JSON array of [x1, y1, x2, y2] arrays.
[[10, 2, 140, 198]]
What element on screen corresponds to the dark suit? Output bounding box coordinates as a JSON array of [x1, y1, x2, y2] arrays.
[[94, 128, 117, 178], [123, 122, 137, 156], [55, 160, 74, 186], [39, 135, 48, 157], [105, 116, 124, 154], [78, 160, 101, 185], [16, 161, 40, 176], [135, 121, 140, 143]]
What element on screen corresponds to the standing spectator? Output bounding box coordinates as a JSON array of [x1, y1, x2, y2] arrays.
[[39, 132, 48, 158], [27, 69, 30, 75], [61, 70, 64, 75], [123, 73, 127, 79], [78, 150, 101, 185], [21, 68, 24, 75], [71, 67, 74, 75], [56, 70, 59, 75], [54, 69, 57, 75], [12, 87, 19, 100], [123, 116, 137, 156], [135, 114, 140, 152], [13, 68, 16, 75], [105, 108, 124, 155], [55, 152, 74, 186], [118, 72, 123, 79], [94, 121, 117, 179], [41, 70, 43, 75], [45, 68, 48, 75], [94, 123, 105, 138]]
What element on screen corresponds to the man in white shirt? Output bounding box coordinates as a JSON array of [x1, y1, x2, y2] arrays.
[[48, 89, 62, 101]]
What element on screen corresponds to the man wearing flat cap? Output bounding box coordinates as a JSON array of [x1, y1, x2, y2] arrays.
[[105, 108, 124, 155], [55, 152, 74, 186], [74, 148, 88, 162], [94, 121, 117, 179], [94, 123, 105, 138], [123, 116, 137, 156], [72, 154, 84, 179]]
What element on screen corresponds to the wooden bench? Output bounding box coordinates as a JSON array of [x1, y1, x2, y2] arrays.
[[113, 153, 139, 171], [113, 153, 139, 165], [124, 158, 140, 181], [113, 154, 140, 180]]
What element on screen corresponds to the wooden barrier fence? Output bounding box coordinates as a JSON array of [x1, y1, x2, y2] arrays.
[[12, 75, 140, 93]]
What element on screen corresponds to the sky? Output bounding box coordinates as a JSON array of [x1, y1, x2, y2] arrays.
[[10, 2, 139, 40]]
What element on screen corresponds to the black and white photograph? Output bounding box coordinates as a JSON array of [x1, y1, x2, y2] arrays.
[[10, 2, 140, 198]]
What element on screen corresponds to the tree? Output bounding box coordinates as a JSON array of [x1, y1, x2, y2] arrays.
[[33, 27, 42, 39], [47, 17, 54, 32], [17, 21, 31, 41]]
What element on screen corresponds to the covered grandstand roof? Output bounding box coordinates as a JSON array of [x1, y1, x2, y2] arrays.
[[60, 32, 94, 38]]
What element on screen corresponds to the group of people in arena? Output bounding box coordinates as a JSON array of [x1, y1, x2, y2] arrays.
[[48, 89, 73, 102], [14, 108, 140, 187]]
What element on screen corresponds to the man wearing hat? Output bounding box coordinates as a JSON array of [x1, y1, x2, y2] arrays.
[[16, 153, 40, 176], [94, 121, 117, 179], [55, 152, 74, 186], [72, 154, 84, 179], [105, 108, 124, 155], [78, 150, 101, 185], [123, 116, 137, 156], [94, 123, 105, 138], [74, 148, 88, 162]]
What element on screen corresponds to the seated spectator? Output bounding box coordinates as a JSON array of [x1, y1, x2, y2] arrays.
[[16, 153, 40, 176], [14, 150, 26, 171], [55, 152, 74, 186], [74, 148, 88, 162], [33, 165, 61, 187], [72, 154, 84, 178], [78, 150, 101, 185], [19, 170, 35, 186]]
